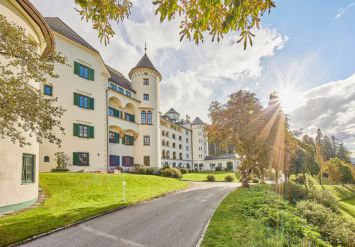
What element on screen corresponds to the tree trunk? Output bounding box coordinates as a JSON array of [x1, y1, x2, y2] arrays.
[[241, 169, 250, 188], [303, 172, 308, 193], [259, 168, 265, 184]]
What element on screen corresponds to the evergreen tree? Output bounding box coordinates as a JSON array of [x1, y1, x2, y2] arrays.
[[322, 135, 333, 161], [337, 142, 351, 163], [330, 135, 338, 159]]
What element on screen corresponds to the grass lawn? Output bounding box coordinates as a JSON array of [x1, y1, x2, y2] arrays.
[[182, 171, 237, 182], [0, 173, 188, 247], [201, 186, 327, 247]]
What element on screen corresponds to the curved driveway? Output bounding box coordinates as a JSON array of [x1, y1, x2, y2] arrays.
[[20, 182, 239, 247]]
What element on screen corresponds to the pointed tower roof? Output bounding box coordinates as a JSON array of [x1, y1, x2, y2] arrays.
[[165, 108, 179, 115], [192, 117, 205, 125], [129, 53, 162, 80]]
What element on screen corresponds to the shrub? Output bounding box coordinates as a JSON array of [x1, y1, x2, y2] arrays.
[[235, 171, 241, 180], [207, 174, 216, 182], [54, 152, 71, 170], [180, 168, 188, 174], [295, 175, 305, 184], [146, 167, 156, 175], [252, 178, 259, 183], [297, 200, 355, 246], [135, 167, 147, 174], [224, 175, 234, 182], [51, 168, 69, 172], [215, 167, 222, 171], [276, 181, 308, 204], [161, 168, 182, 179], [308, 189, 338, 211]]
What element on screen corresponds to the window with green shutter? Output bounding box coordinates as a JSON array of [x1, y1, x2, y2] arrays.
[[123, 135, 134, 146], [74, 61, 94, 81], [22, 154, 35, 184], [74, 93, 94, 110], [73, 152, 89, 166], [73, 123, 94, 138], [109, 132, 120, 143]]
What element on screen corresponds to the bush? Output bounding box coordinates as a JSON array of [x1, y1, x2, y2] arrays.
[[215, 167, 222, 171], [180, 168, 188, 174], [308, 189, 338, 211], [146, 167, 156, 175], [54, 152, 71, 170], [297, 200, 355, 246], [161, 167, 182, 179], [51, 168, 69, 172], [276, 181, 309, 204], [295, 175, 305, 184], [207, 174, 216, 182], [252, 178, 259, 183], [224, 175, 234, 182], [135, 167, 147, 174]]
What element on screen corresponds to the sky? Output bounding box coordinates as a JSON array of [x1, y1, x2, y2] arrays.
[[31, 0, 355, 157]]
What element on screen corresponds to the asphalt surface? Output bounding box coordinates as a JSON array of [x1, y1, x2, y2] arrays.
[[20, 182, 239, 247]]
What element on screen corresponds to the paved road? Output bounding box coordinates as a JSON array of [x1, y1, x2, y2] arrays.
[[20, 182, 239, 247]]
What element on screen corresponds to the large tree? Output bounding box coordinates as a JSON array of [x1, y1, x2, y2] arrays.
[[208, 90, 265, 187], [0, 15, 66, 147], [73, 0, 276, 48]]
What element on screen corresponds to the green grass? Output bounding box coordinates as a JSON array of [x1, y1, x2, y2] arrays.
[[182, 171, 237, 182], [0, 173, 188, 247], [201, 186, 328, 247]]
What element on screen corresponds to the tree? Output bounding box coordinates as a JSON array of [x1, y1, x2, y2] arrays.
[[54, 152, 71, 170], [73, 0, 276, 48], [322, 135, 333, 161], [0, 15, 66, 147], [315, 128, 325, 184], [330, 135, 338, 159], [208, 90, 264, 187], [337, 142, 350, 163]]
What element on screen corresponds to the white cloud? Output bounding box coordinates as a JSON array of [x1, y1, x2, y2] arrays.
[[289, 74, 355, 157], [336, 2, 354, 20]]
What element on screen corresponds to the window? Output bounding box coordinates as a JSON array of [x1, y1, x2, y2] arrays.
[[125, 90, 131, 97], [143, 94, 149, 101], [172, 134, 176, 139], [186, 146, 189, 151], [185, 130, 188, 135], [143, 78, 149, 85], [147, 111, 152, 125], [74, 62, 94, 80], [179, 153, 182, 160], [22, 154, 35, 183], [123, 135, 134, 145], [44, 156, 50, 162], [186, 138, 188, 143], [122, 156, 134, 167], [186, 154, 189, 159], [125, 113, 135, 122], [44, 85, 53, 96], [141, 111, 146, 124], [73, 152, 89, 166], [109, 83, 117, 91], [143, 136, 150, 146], [179, 144, 182, 149], [144, 156, 150, 166], [172, 143, 176, 148], [108, 107, 121, 118], [179, 136, 182, 141], [74, 93, 94, 110], [109, 155, 120, 167], [109, 132, 120, 143], [73, 123, 94, 138]]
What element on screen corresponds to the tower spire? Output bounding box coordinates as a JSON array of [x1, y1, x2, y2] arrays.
[[144, 42, 147, 54]]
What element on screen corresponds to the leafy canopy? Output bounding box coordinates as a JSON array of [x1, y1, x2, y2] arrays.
[[74, 0, 276, 49], [0, 15, 67, 147]]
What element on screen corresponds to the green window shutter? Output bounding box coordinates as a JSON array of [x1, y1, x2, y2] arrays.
[[74, 93, 79, 106], [73, 152, 79, 165], [122, 135, 126, 145], [116, 133, 120, 143], [131, 136, 134, 145], [89, 126, 94, 138], [89, 97, 95, 110], [89, 68, 95, 81], [73, 123, 79, 136], [74, 62, 80, 75]]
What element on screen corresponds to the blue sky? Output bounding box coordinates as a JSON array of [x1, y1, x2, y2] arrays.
[[32, 0, 355, 156]]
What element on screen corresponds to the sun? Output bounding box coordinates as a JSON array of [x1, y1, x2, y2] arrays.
[[277, 81, 304, 113]]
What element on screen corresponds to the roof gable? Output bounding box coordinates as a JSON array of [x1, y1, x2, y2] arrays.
[[106, 65, 136, 93]]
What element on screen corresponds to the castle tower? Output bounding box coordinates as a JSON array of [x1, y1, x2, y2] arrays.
[[129, 51, 162, 167]]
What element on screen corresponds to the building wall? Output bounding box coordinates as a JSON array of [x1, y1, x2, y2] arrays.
[[192, 124, 209, 170], [0, 0, 48, 210], [160, 120, 192, 168], [131, 69, 161, 167], [39, 33, 109, 172], [204, 159, 240, 171]]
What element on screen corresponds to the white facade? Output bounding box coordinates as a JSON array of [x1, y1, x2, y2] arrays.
[[160, 111, 193, 168], [0, 0, 54, 213]]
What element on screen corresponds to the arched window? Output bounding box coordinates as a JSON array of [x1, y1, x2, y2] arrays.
[[147, 111, 152, 125], [172, 134, 176, 139], [162, 140, 165, 146], [166, 141, 169, 147], [172, 143, 176, 148], [162, 130, 165, 136], [44, 156, 50, 162], [141, 111, 146, 124], [162, 150, 166, 158]]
